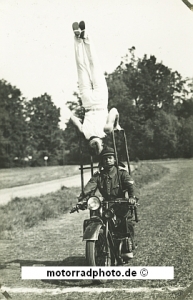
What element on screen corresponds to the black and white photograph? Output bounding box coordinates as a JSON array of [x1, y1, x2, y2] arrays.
[[0, 0, 193, 299]]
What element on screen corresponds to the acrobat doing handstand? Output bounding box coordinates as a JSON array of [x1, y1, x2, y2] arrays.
[[69, 21, 122, 155]]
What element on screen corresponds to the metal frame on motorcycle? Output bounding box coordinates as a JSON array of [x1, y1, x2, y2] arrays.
[[78, 128, 132, 199], [70, 129, 139, 266], [77, 128, 139, 220]]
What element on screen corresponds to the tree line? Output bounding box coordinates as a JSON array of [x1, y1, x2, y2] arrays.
[[0, 47, 193, 168], [0, 81, 64, 168], [65, 48, 193, 163]]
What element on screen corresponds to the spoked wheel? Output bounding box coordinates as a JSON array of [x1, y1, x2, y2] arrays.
[[86, 232, 113, 284], [86, 232, 112, 266]]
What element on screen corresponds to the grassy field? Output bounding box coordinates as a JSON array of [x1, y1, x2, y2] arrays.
[[0, 165, 81, 189], [0, 162, 168, 236], [0, 162, 138, 190], [0, 160, 192, 300]]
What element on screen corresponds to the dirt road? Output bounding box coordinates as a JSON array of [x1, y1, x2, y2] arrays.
[[0, 165, 135, 206], [0, 160, 192, 299], [0, 171, 92, 206]]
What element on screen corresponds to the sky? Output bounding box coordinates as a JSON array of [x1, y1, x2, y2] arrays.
[[0, 0, 193, 128]]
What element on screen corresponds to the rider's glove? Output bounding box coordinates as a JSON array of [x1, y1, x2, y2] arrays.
[[128, 197, 136, 205], [78, 201, 86, 210], [77, 193, 84, 202]]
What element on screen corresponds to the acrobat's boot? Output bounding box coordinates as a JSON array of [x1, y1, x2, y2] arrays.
[[72, 22, 81, 38], [79, 21, 86, 39]]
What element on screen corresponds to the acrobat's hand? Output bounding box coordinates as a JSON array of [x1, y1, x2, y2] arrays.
[[77, 193, 85, 202], [114, 124, 123, 131]]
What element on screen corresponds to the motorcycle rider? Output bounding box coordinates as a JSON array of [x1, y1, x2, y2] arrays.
[[78, 146, 137, 259]]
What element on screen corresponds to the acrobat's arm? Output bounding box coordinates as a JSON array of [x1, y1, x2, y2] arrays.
[[104, 107, 123, 133], [70, 114, 83, 133]]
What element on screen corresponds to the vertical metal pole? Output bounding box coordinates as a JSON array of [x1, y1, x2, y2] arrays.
[[112, 130, 122, 190], [123, 130, 131, 175], [79, 134, 84, 193], [105, 201, 110, 266], [90, 155, 94, 177], [62, 143, 65, 166]]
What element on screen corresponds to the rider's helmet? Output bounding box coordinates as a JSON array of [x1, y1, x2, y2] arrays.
[[99, 147, 115, 169], [100, 147, 115, 157]]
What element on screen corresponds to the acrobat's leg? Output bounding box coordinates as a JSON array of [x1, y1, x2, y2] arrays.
[[104, 108, 123, 133], [74, 32, 92, 102], [84, 39, 107, 91], [80, 22, 108, 106], [64, 104, 83, 133]]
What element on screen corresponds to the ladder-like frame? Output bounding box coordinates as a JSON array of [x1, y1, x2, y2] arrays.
[[79, 129, 131, 193]]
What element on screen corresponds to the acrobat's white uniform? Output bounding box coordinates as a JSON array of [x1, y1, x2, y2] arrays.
[[74, 34, 108, 139]]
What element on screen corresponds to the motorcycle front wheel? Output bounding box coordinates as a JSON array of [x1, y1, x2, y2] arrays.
[[86, 232, 112, 266]]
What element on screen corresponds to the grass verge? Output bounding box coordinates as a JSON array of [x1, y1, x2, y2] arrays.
[[0, 163, 169, 239], [0, 165, 80, 189]]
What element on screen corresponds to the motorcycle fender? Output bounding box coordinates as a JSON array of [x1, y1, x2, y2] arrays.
[[83, 222, 103, 241]]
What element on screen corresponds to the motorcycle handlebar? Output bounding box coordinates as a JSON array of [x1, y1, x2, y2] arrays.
[[103, 198, 139, 222], [102, 198, 139, 206], [70, 201, 87, 214], [70, 205, 79, 214], [70, 198, 140, 222]]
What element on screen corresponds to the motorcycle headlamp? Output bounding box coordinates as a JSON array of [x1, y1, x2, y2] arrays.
[[87, 196, 101, 211]]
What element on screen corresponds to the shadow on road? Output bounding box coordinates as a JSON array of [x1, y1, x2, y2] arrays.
[[1, 255, 86, 267], [1, 256, 105, 287]]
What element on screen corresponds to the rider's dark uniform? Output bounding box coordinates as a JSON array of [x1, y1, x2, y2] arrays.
[[81, 164, 135, 235], [82, 166, 134, 201]]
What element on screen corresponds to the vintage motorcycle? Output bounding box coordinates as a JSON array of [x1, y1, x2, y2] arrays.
[[70, 196, 139, 266]]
